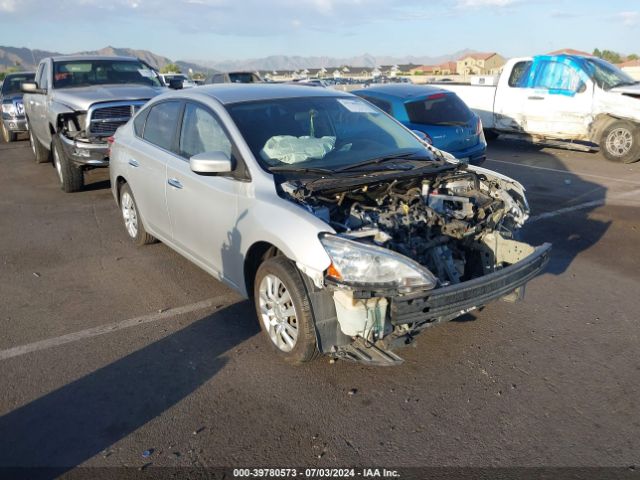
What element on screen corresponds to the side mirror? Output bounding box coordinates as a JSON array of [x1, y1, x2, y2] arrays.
[[576, 81, 587, 94], [412, 129, 432, 145], [21, 82, 45, 94], [190, 151, 232, 174], [168, 78, 183, 90]]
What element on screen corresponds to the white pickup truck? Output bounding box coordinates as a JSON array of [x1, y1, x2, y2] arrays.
[[438, 54, 640, 163]]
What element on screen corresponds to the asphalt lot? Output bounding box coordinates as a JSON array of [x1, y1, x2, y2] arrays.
[[0, 135, 639, 473]]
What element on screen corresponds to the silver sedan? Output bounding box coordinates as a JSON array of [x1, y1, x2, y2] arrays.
[[110, 84, 550, 366]]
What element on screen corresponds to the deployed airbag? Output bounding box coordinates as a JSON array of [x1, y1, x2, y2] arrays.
[[261, 135, 336, 164]]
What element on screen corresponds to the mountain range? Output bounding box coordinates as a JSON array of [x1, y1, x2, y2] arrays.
[[0, 45, 477, 73]]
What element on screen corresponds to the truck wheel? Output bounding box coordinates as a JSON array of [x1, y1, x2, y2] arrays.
[[28, 126, 51, 163], [52, 134, 84, 192], [254, 256, 319, 364], [600, 120, 640, 164], [2, 123, 16, 143], [119, 183, 156, 246]]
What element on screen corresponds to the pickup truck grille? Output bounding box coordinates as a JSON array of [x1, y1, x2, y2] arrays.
[[87, 101, 147, 138]]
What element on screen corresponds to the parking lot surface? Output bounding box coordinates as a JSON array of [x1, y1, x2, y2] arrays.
[[1, 137, 639, 471]]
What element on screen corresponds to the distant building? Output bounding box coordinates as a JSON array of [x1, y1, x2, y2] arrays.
[[547, 48, 593, 57], [456, 52, 505, 76], [617, 59, 640, 80]]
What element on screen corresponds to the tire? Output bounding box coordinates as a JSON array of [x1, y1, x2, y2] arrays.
[[119, 183, 156, 246], [1, 123, 16, 143], [28, 124, 51, 163], [600, 120, 640, 164], [52, 134, 84, 192], [254, 256, 320, 364], [483, 129, 499, 141]]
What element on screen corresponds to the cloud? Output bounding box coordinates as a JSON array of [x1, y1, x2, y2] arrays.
[[0, 0, 18, 12], [456, 0, 516, 7], [615, 11, 638, 27]]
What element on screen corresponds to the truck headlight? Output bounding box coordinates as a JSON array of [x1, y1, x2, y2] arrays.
[[2, 103, 17, 117], [320, 234, 437, 290]]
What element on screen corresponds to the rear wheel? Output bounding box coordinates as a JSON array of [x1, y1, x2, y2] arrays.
[[119, 183, 156, 246], [52, 134, 84, 192], [2, 123, 16, 143], [28, 124, 51, 163], [600, 120, 640, 164], [254, 256, 319, 364]]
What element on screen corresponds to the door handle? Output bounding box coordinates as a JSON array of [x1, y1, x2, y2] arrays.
[[128, 158, 140, 167], [168, 178, 183, 189], [528, 96, 545, 100]]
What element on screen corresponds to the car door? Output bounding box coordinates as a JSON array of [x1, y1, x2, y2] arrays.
[[165, 101, 243, 287], [125, 100, 181, 238], [517, 59, 593, 138], [493, 60, 532, 132], [29, 61, 49, 144]]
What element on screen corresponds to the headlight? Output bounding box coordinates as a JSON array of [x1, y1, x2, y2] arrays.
[[2, 103, 17, 117], [320, 234, 437, 291]]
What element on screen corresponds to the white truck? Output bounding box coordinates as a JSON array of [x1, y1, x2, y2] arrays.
[[438, 54, 640, 163]]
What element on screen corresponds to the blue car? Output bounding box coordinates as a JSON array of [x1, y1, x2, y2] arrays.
[[353, 84, 487, 165]]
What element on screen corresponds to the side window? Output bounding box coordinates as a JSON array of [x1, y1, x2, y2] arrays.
[[508, 61, 532, 87], [133, 107, 150, 137], [530, 61, 583, 94], [143, 101, 181, 151], [360, 96, 393, 115], [179, 103, 232, 159]]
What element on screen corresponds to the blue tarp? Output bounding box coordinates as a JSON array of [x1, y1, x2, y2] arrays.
[[517, 55, 591, 96]]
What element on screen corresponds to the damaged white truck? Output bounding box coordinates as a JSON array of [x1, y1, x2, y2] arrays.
[[22, 55, 165, 192], [438, 54, 640, 164], [109, 86, 551, 365]]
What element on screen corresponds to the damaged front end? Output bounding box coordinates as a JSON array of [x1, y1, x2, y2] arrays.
[[282, 164, 551, 365]]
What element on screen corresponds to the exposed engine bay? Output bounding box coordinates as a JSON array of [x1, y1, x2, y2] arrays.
[[282, 164, 532, 288], [276, 163, 550, 364]]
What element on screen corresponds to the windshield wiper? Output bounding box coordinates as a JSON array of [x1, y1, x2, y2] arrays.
[[269, 165, 334, 174], [334, 152, 432, 172]]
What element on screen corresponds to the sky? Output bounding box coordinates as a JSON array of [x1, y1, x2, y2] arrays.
[[0, 0, 638, 62]]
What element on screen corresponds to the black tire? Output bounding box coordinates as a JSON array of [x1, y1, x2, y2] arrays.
[[28, 124, 51, 163], [483, 129, 499, 141], [119, 183, 156, 246], [52, 134, 84, 192], [1, 123, 16, 143], [254, 256, 320, 364], [600, 120, 640, 164]]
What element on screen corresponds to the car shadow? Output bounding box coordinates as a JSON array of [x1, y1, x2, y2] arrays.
[[0, 300, 258, 476], [484, 136, 611, 276]]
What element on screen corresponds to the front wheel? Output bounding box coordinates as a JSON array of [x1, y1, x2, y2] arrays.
[[52, 134, 84, 192], [600, 120, 640, 164], [254, 256, 319, 364]]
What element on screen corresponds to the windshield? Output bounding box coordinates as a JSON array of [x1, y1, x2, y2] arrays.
[[405, 93, 473, 126], [52, 60, 163, 89], [584, 58, 636, 90], [226, 96, 431, 172], [1, 73, 35, 96]]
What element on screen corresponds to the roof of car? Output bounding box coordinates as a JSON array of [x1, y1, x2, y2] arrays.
[[49, 55, 140, 62], [187, 83, 353, 105], [352, 84, 450, 100]]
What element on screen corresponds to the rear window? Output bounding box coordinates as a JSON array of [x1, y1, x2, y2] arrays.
[[405, 93, 472, 126], [143, 101, 181, 151]]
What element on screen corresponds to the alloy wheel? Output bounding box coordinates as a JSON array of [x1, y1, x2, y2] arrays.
[[258, 273, 299, 352], [121, 192, 139, 238], [606, 127, 633, 157]]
